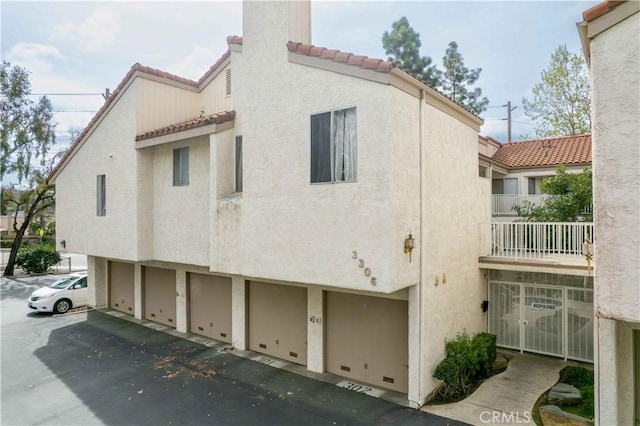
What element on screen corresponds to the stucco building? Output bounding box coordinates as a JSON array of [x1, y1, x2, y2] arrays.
[[50, 0, 490, 406], [578, 0, 640, 424]]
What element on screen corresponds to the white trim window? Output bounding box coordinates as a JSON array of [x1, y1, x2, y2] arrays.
[[96, 174, 106, 216], [173, 147, 189, 186], [310, 107, 357, 183]]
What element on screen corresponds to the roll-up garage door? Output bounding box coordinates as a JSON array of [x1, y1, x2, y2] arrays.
[[108, 261, 134, 315], [326, 292, 408, 393], [143, 266, 176, 327], [248, 281, 307, 365], [189, 274, 232, 343]]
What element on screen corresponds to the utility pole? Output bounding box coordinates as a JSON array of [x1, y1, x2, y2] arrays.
[[502, 101, 518, 142]]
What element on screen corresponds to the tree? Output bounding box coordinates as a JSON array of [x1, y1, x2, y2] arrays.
[[1, 61, 58, 277], [522, 45, 591, 138], [513, 165, 593, 222], [440, 41, 489, 115], [382, 17, 441, 87]]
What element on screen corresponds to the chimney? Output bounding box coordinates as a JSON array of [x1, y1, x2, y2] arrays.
[[243, 0, 311, 60]]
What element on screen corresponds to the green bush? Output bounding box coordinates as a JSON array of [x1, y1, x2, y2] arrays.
[[559, 366, 594, 419], [434, 331, 497, 398], [15, 245, 61, 274], [562, 366, 594, 388]]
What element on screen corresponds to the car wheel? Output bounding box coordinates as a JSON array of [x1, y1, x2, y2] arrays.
[[54, 299, 72, 314]]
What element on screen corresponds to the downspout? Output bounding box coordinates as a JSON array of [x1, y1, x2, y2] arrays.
[[418, 88, 426, 404]]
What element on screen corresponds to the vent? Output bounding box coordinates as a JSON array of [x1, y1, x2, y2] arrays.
[[289, 352, 297, 358], [198, 326, 204, 331], [259, 343, 267, 349], [225, 69, 232, 96], [383, 376, 394, 384], [115, 303, 119, 307], [128, 307, 132, 311], [150, 313, 156, 318], [168, 318, 173, 323], [220, 333, 227, 338], [341, 365, 351, 372]]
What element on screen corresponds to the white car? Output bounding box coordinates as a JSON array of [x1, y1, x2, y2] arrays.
[[28, 272, 88, 314]]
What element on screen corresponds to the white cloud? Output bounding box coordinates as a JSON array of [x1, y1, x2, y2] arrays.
[[165, 46, 221, 81], [7, 43, 64, 73], [55, 7, 120, 51]]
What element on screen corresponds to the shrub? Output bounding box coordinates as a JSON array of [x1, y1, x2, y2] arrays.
[[434, 331, 497, 398], [562, 366, 594, 388], [15, 245, 61, 274]]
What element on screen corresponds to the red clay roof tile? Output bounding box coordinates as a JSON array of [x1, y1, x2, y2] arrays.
[[286, 41, 396, 74], [583, 0, 626, 21], [135, 110, 236, 141], [491, 134, 592, 168], [226, 35, 243, 45]]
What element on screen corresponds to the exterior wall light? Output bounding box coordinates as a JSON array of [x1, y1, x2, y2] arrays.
[[404, 233, 415, 262]]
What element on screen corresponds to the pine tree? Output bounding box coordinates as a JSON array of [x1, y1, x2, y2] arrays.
[[440, 42, 489, 114]]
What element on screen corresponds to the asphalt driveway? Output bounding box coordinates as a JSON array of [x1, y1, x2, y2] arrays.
[[1, 274, 465, 426]]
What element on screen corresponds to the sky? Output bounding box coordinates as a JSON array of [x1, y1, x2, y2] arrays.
[[1, 0, 596, 178]]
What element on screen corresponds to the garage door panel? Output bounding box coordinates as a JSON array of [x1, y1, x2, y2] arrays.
[[327, 292, 408, 393], [249, 282, 307, 365], [189, 274, 232, 343], [108, 261, 134, 315], [144, 266, 176, 328]]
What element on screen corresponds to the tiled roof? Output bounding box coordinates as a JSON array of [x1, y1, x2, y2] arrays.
[[136, 111, 235, 141], [583, 0, 626, 21], [286, 41, 396, 73], [491, 134, 592, 168], [227, 35, 243, 46], [49, 49, 232, 182]]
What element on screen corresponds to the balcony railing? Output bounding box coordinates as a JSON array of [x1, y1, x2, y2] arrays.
[[492, 194, 593, 216], [484, 222, 594, 262]]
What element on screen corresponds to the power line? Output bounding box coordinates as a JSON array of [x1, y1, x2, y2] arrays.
[[29, 93, 103, 96]]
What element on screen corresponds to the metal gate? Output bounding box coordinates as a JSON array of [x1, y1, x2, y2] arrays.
[[489, 281, 593, 362]]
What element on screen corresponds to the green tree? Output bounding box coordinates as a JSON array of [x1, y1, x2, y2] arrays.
[[522, 45, 591, 138], [513, 165, 593, 222], [440, 41, 489, 115], [382, 17, 440, 87], [1, 61, 58, 277]]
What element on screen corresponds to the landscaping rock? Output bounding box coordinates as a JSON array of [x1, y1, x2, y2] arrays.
[[548, 383, 582, 406], [540, 405, 593, 426], [493, 353, 508, 371]]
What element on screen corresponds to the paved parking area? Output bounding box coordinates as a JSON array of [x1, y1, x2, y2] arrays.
[[1, 274, 465, 426]]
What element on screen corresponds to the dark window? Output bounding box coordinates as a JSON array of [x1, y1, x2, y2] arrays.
[[310, 107, 357, 183], [235, 136, 243, 193], [173, 147, 189, 186], [97, 175, 106, 216]]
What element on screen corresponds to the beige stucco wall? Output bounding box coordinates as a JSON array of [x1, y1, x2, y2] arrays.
[[591, 11, 640, 323], [150, 136, 210, 266], [55, 83, 140, 259], [418, 102, 491, 400], [589, 9, 640, 426]]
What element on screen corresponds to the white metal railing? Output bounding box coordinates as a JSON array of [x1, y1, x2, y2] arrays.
[[492, 194, 593, 216], [492, 194, 554, 215], [487, 222, 594, 260]]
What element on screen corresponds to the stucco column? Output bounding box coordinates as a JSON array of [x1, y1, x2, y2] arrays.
[[307, 287, 324, 373], [407, 283, 422, 407], [134, 264, 143, 320], [231, 277, 247, 350], [87, 256, 108, 309], [175, 269, 188, 333], [596, 317, 635, 426]]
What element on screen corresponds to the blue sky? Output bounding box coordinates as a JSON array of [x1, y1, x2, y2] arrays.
[[1, 0, 596, 165]]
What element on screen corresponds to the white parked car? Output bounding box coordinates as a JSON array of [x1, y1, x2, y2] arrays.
[[28, 272, 88, 314]]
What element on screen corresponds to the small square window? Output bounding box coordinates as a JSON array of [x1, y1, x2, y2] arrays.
[[173, 147, 189, 186]]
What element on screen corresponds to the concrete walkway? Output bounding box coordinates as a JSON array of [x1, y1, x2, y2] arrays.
[[422, 352, 567, 425]]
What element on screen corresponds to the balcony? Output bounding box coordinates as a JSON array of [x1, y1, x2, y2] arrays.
[[492, 194, 593, 216], [480, 222, 594, 273]]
